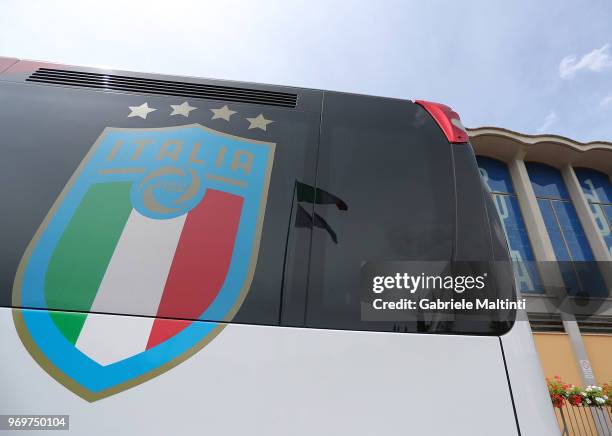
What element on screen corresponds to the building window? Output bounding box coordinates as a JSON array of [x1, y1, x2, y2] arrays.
[[574, 167, 612, 257], [526, 162, 606, 297], [476, 156, 542, 293]]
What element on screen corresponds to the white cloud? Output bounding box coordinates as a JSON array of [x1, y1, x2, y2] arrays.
[[559, 44, 612, 79], [537, 110, 557, 133], [600, 95, 612, 107]]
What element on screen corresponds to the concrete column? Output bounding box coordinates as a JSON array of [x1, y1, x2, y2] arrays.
[[507, 151, 556, 261], [508, 154, 599, 388]]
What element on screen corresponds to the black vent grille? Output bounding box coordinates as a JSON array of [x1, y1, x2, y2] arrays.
[[529, 314, 565, 333], [26, 68, 298, 108]]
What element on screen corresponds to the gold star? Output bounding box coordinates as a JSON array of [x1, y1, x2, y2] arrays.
[[170, 101, 197, 117], [210, 105, 237, 121], [247, 113, 273, 131], [128, 102, 156, 119]]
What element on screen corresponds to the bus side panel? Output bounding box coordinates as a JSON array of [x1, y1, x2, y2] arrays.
[[1, 307, 519, 436], [502, 321, 561, 435]]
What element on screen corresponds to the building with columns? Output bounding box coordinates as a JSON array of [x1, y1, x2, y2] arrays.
[[469, 126, 612, 388]]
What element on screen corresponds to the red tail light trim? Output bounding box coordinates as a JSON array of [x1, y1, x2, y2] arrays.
[[415, 99, 469, 143]]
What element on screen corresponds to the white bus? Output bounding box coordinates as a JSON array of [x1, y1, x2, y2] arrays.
[[0, 57, 558, 435]]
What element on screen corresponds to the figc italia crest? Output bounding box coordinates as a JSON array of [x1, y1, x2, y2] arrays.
[[12, 123, 275, 401]]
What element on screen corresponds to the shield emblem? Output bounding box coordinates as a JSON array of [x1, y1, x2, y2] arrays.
[[12, 124, 275, 401]]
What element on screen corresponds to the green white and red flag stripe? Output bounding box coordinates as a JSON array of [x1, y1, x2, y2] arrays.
[[44, 182, 242, 365]]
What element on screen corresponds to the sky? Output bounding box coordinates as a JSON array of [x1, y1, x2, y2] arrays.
[[0, 0, 611, 142]]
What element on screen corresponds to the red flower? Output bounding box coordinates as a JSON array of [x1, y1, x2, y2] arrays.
[[568, 395, 582, 406], [552, 393, 565, 408]]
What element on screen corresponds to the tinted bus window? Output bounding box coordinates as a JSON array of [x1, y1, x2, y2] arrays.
[[305, 93, 455, 332]]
